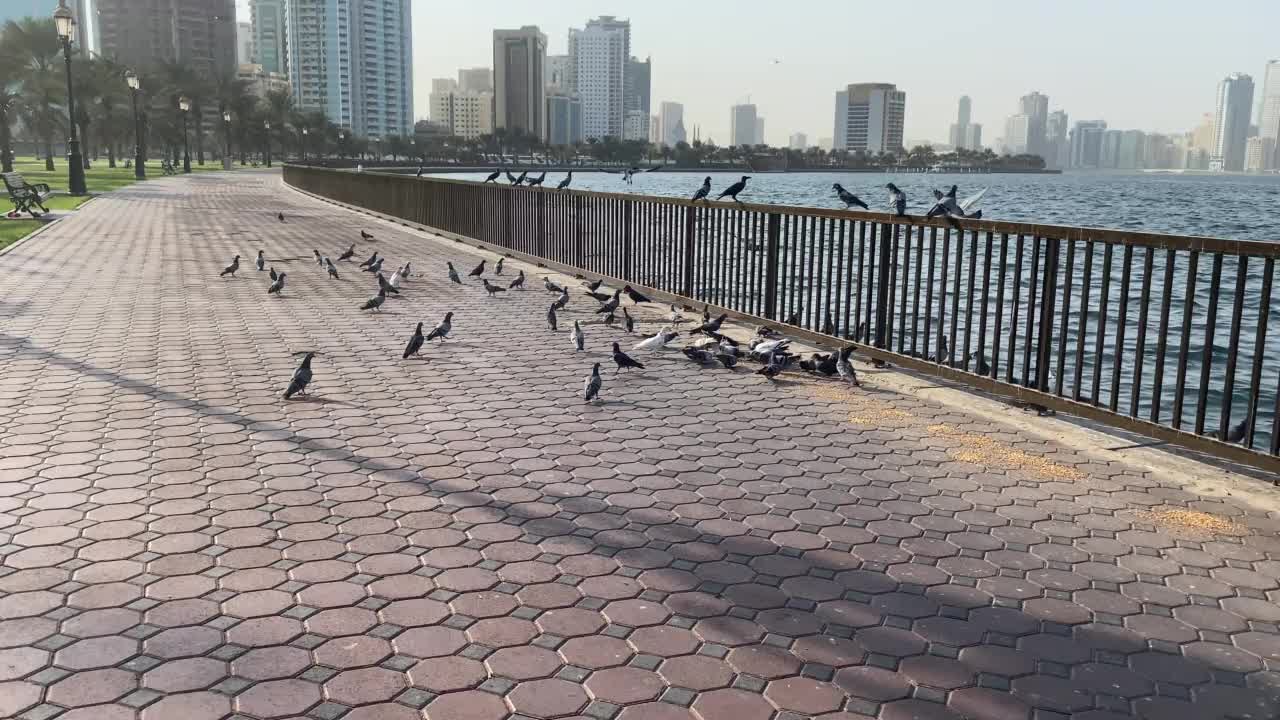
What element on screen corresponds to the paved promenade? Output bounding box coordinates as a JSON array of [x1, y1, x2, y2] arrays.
[[1, 171, 1279, 720]]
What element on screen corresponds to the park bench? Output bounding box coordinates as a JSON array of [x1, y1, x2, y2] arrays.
[[161, 159, 177, 176], [3, 172, 53, 218]]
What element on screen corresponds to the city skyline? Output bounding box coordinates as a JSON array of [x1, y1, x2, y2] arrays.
[[229, 0, 1278, 147]]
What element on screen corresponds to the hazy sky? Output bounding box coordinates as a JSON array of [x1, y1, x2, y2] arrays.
[[234, 0, 1279, 145]]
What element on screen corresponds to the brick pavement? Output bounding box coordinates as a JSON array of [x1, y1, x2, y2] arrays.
[[1, 170, 1278, 720]]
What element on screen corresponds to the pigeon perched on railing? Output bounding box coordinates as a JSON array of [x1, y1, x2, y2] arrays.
[[717, 176, 750, 203], [833, 183, 869, 210], [691, 177, 711, 202]]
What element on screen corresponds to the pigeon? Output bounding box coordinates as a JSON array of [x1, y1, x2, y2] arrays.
[[219, 255, 240, 277], [586, 289, 614, 303], [482, 278, 507, 297], [815, 352, 838, 376], [515, 170, 528, 185], [506, 170, 519, 184], [755, 325, 780, 339], [702, 305, 712, 323], [277, 211, 285, 223], [484, 169, 501, 183], [632, 329, 678, 352], [338, 244, 356, 261], [267, 272, 286, 296], [544, 277, 564, 294], [583, 363, 602, 403], [716, 352, 738, 369], [584, 279, 604, 293], [1224, 417, 1249, 443], [495, 258, 504, 275], [388, 269, 403, 289], [716, 175, 750, 203], [269, 267, 278, 282], [602, 312, 617, 326], [623, 285, 651, 304], [447, 262, 462, 284], [547, 304, 558, 332], [426, 312, 453, 341], [752, 339, 790, 358], [837, 344, 860, 386], [612, 342, 645, 373], [313, 249, 323, 266], [401, 262, 412, 279], [509, 270, 525, 290], [757, 361, 783, 381], [785, 308, 802, 326], [526, 172, 546, 187], [668, 305, 683, 324], [364, 258, 384, 275], [255, 251, 265, 271], [557, 172, 573, 191], [468, 260, 486, 279], [553, 288, 570, 311], [886, 183, 907, 217], [682, 346, 716, 364], [360, 289, 386, 311], [926, 185, 981, 220], [623, 308, 634, 334], [377, 272, 400, 295], [360, 252, 379, 268], [283, 352, 314, 399], [403, 322, 425, 359], [833, 183, 869, 210], [596, 290, 621, 315], [823, 311, 835, 336], [361, 230, 374, 241], [325, 257, 339, 280], [571, 321, 585, 351], [691, 176, 711, 202], [416, 165, 424, 178], [693, 313, 727, 335]]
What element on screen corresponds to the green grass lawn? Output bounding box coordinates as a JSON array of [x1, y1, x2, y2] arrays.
[[0, 220, 41, 252]]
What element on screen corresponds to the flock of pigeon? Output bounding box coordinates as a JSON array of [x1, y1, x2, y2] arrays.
[[216, 210, 862, 403]]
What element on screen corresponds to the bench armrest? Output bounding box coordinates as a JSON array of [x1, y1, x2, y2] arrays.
[[31, 183, 51, 195]]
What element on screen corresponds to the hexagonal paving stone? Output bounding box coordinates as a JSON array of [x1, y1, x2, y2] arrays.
[[507, 678, 590, 718]]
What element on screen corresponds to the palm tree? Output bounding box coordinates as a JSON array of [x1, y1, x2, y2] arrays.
[[6, 18, 63, 171], [0, 27, 21, 172], [263, 88, 293, 156], [212, 72, 252, 163]]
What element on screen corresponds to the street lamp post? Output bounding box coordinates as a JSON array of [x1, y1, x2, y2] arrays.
[[222, 111, 232, 170], [301, 127, 308, 163], [264, 120, 272, 168], [178, 96, 191, 173], [338, 132, 345, 160], [53, 1, 86, 195], [125, 69, 145, 180]]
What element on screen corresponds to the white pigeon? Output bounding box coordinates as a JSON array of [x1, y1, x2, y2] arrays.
[[571, 321, 585, 351], [632, 329, 677, 352], [388, 270, 403, 289], [752, 339, 788, 356], [668, 305, 682, 324]]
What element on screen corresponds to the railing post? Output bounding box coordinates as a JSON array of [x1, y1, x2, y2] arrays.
[[874, 222, 892, 349], [504, 188, 514, 249], [574, 195, 584, 267], [682, 205, 697, 298], [764, 212, 781, 319], [623, 200, 634, 281], [536, 190, 546, 258], [1035, 237, 1060, 391]]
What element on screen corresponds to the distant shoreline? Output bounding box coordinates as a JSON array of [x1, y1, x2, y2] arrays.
[[378, 165, 1063, 176]]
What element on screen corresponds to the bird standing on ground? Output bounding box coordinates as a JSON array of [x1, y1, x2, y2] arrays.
[[220, 255, 240, 277], [585, 279, 604, 293], [495, 258, 504, 275], [447, 262, 462, 284], [426, 312, 453, 341], [691, 177, 712, 202], [717, 176, 751, 203], [553, 287, 570, 311], [403, 322, 425, 359], [584, 363, 602, 403], [360, 289, 386, 311], [401, 262, 412, 279], [365, 258, 384, 275], [823, 311, 835, 336], [544, 277, 564, 294], [485, 169, 501, 183], [325, 258, 339, 280], [361, 230, 374, 241], [283, 352, 314, 399], [547, 304, 559, 332], [338, 244, 356, 261], [377, 272, 399, 295], [313, 249, 323, 266], [277, 212, 286, 223], [360, 252, 379, 269], [468, 260, 486, 279], [623, 285, 651, 305], [255, 251, 265, 271], [623, 308, 634, 334], [837, 344, 860, 386], [388, 268, 403, 289], [833, 183, 869, 210], [269, 267, 279, 282], [509, 270, 525, 290], [632, 329, 678, 352], [571, 321, 585, 351], [886, 183, 907, 217], [612, 342, 646, 373], [693, 313, 727, 335], [557, 172, 573, 190], [268, 272, 286, 296], [482, 278, 507, 297]]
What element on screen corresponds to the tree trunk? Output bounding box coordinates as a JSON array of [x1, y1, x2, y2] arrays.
[[107, 144, 116, 168], [44, 139, 55, 170]]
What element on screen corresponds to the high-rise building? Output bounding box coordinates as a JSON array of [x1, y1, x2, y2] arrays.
[[730, 104, 758, 147], [948, 95, 973, 149], [87, 0, 236, 80], [430, 82, 493, 140], [458, 67, 493, 93], [546, 55, 571, 94], [1258, 60, 1280, 167], [1045, 110, 1069, 168], [546, 94, 583, 146], [832, 83, 905, 154], [568, 16, 630, 140], [250, 0, 286, 75], [494, 26, 547, 140], [649, 116, 661, 144], [963, 124, 982, 151], [1003, 115, 1029, 154], [754, 117, 764, 145], [1099, 129, 1123, 168], [237, 22, 253, 65], [1019, 91, 1049, 160], [626, 56, 651, 118], [1245, 137, 1275, 172], [1069, 120, 1107, 169], [1210, 73, 1254, 172], [623, 110, 649, 142], [658, 102, 685, 147], [789, 132, 808, 150]]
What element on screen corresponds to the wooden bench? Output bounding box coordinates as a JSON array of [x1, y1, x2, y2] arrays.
[[3, 172, 52, 218], [161, 159, 177, 176]]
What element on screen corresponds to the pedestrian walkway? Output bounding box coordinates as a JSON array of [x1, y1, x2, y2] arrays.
[[0, 170, 1277, 720]]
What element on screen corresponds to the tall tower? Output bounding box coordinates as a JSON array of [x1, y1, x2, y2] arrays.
[[1211, 73, 1254, 172], [568, 16, 630, 140], [493, 26, 548, 140]]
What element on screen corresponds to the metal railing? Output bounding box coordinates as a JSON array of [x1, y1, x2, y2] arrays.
[[285, 165, 1280, 472]]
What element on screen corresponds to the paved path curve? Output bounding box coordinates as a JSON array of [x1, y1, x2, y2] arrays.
[[1, 171, 1279, 720]]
